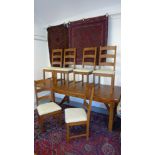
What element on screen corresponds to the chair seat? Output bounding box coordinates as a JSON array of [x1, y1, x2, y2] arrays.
[[43, 66, 62, 71], [43, 67, 73, 72], [65, 108, 87, 123], [93, 69, 115, 75], [53, 67, 73, 72], [73, 68, 93, 73], [37, 102, 62, 116]]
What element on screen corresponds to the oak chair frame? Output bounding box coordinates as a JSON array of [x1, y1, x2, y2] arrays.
[[64, 48, 76, 69], [34, 79, 62, 131], [73, 47, 97, 85], [43, 49, 63, 80], [66, 84, 94, 142], [56, 48, 76, 86], [93, 46, 117, 91]]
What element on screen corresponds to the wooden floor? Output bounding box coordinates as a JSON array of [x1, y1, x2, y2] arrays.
[[47, 80, 121, 131]]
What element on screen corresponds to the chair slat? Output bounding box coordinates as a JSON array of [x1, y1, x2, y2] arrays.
[[38, 95, 51, 100], [65, 55, 75, 58], [100, 54, 115, 58], [64, 48, 76, 67], [99, 62, 114, 66], [84, 55, 95, 58], [52, 49, 63, 67], [100, 46, 116, 51], [82, 47, 97, 68], [83, 47, 97, 51], [52, 61, 61, 65], [53, 55, 62, 58]]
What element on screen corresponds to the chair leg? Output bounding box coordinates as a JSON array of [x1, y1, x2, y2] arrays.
[[93, 74, 95, 84], [38, 116, 44, 132], [87, 74, 89, 84], [66, 124, 70, 142], [58, 112, 62, 126], [98, 76, 100, 87], [73, 73, 76, 85], [82, 74, 84, 86], [110, 75, 115, 94], [111, 75, 115, 87], [86, 124, 89, 140], [60, 73, 62, 83], [64, 73, 66, 84]]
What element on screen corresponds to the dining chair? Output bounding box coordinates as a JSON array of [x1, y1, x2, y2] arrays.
[[34, 79, 62, 131], [73, 47, 97, 85], [43, 49, 63, 80], [93, 46, 117, 92], [50, 48, 76, 86], [64, 83, 94, 142]]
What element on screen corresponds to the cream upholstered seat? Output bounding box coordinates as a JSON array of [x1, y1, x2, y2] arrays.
[[43, 66, 61, 71], [37, 102, 62, 116], [73, 68, 93, 73], [93, 69, 115, 75], [65, 108, 87, 123], [43, 67, 73, 72], [53, 67, 73, 72]]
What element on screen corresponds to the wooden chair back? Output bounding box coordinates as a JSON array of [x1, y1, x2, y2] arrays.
[[82, 47, 97, 69], [34, 79, 52, 106], [64, 48, 76, 68], [83, 84, 95, 122], [99, 46, 117, 71], [51, 49, 63, 67]]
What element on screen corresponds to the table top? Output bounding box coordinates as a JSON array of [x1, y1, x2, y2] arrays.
[[52, 81, 121, 104]]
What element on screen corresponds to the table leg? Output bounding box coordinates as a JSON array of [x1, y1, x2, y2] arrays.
[[51, 91, 55, 102], [108, 103, 115, 131], [60, 95, 70, 105]]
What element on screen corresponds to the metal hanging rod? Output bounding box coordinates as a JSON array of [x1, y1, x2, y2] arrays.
[[48, 12, 121, 27]]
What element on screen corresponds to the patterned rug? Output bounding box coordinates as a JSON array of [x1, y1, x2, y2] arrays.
[[34, 105, 121, 155]]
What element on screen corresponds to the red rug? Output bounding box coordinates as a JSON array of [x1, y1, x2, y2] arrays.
[[34, 105, 121, 155]]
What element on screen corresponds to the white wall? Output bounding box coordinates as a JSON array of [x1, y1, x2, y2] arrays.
[[107, 14, 121, 86], [34, 25, 50, 80], [34, 11, 121, 109]]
